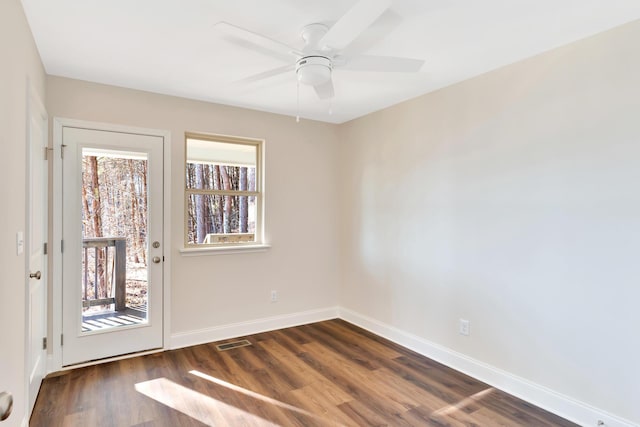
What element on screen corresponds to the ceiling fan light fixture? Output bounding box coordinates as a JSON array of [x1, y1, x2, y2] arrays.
[[296, 56, 332, 86]]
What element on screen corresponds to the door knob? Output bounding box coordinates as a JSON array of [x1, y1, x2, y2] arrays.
[[29, 271, 41, 280], [0, 391, 13, 421], [152, 241, 160, 248], [152, 256, 161, 264]]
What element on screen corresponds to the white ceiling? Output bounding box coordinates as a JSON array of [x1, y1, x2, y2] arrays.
[[20, 0, 640, 124]]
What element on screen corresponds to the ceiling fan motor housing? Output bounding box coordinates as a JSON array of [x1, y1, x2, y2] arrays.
[[296, 56, 332, 86]]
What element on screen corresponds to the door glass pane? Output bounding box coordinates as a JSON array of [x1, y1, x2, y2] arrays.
[[80, 148, 149, 333]]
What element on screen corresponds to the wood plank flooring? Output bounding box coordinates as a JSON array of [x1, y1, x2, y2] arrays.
[[31, 319, 578, 426]]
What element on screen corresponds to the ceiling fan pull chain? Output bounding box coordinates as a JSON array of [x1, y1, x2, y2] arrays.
[[296, 80, 300, 123]]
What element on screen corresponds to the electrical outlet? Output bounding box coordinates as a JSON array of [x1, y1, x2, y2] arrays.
[[270, 290, 278, 303], [459, 319, 470, 336]]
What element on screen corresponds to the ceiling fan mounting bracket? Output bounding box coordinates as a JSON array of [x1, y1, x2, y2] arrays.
[[300, 23, 329, 46]]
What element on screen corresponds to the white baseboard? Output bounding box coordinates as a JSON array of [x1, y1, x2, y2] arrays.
[[338, 307, 636, 427], [170, 307, 339, 350], [168, 305, 635, 427]]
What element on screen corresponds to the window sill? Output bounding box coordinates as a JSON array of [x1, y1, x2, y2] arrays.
[[179, 244, 271, 256]]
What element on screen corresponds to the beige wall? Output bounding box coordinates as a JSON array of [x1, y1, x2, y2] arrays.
[[46, 77, 341, 335], [338, 20, 640, 424], [0, 0, 46, 425]]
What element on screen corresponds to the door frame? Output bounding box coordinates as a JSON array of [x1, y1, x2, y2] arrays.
[[50, 118, 172, 371]]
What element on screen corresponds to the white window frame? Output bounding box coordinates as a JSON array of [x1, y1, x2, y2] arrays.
[[182, 132, 266, 254]]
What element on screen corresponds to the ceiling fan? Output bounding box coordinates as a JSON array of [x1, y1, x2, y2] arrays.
[[214, 0, 424, 101]]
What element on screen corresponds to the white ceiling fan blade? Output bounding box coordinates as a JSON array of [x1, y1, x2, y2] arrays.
[[319, 0, 392, 51], [235, 64, 294, 85], [337, 55, 424, 72], [339, 10, 402, 57], [314, 79, 335, 100], [215, 22, 303, 60]]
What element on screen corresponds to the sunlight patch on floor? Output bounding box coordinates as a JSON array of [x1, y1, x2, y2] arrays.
[[135, 377, 276, 426], [431, 387, 495, 416], [189, 370, 321, 420]]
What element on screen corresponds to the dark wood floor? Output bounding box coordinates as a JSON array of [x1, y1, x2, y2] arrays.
[[31, 319, 578, 426]]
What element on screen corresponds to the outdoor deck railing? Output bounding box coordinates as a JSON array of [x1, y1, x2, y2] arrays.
[[82, 237, 126, 311]]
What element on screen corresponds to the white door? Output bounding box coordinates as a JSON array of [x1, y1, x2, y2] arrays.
[[62, 126, 164, 366], [26, 88, 48, 412]]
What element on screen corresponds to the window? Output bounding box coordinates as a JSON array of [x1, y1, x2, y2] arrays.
[[185, 133, 263, 247]]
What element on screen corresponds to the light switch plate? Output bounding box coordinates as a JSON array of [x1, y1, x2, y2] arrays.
[[16, 232, 24, 255]]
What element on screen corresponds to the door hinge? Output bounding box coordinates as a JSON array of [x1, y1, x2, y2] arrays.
[[43, 242, 48, 255], [44, 147, 53, 161], [42, 337, 47, 350], [61, 334, 64, 346], [61, 240, 64, 253], [60, 144, 67, 159]]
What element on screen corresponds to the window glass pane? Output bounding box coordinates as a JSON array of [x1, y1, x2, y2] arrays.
[[185, 134, 261, 246], [187, 138, 256, 167], [185, 163, 256, 192], [186, 194, 257, 245]]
